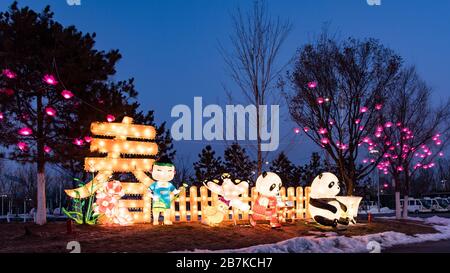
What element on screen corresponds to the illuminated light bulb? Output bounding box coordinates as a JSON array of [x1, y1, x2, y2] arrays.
[[355, 119, 361, 124], [106, 114, 116, 122], [375, 132, 382, 138], [317, 97, 324, 104], [17, 142, 28, 151], [375, 104, 383, 110], [320, 137, 329, 145], [303, 127, 310, 133], [307, 81, 318, 89], [318, 128, 327, 134], [45, 106, 57, 117], [44, 146, 52, 153], [396, 122, 402, 127], [329, 119, 335, 126], [325, 97, 330, 102], [376, 126, 383, 132], [2, 69, 17, 79], [18, 127, 33, 136], [439, 152, 444, 157], [359, 126, 365, 131], [43, 74, 58, 85], [362, 159, 368, 164], [61, 90, 74, 99], [385, 122, 393, 128], [360, 107, 368, 113], [294, 128, 301, 134], [0, 112, 3, 120], [73, 138, 84, 146], [397, 166, 404, 172]]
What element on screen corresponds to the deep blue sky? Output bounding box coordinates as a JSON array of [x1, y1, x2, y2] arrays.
[[1, 0, 449, 166]]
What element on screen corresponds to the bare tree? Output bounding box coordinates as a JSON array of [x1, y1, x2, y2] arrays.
[[221, 0, 292, 175], [373, 67, 450, 219], [287, 33, 402, 195]]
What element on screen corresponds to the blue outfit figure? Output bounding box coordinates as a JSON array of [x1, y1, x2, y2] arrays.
[[148, 159, 179, 225]]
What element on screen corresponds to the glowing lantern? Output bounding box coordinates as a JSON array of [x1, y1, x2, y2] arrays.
[[45, 107, 57, 117], [43, 74, 58, 85], [73, 138, 84, 146], [0, 112, 3, 120], [318, 128, 328, 134], [329, 119, 335, 126], [317, 97, 324, 104], [359, 126, 365, 131], [439, 152, 444, 157], [2, 69, 17, 79], [84, 136, 93, 143], [307, 81, 318, 89], [44, 146, 52, 153], [309, 173, 361, 227], [17, 142, 28, 151], [362, 159, 369, 164], [385, 122, 393, 128], [397, 166, 404, 172], [355, 119, 361, 124], [320, 137, 329, 145], [61, 90, 74, 99], [383, 183, 389, 189], [375, 104, 383, 110], [18, 127, 33, 136], [294, 128, 300, 134], [106, 114, 116, 122], [303, 127, 310, 133], [360, 107, 368, 113]]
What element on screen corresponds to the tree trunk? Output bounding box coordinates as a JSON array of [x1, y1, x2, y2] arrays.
[[256, 97, 262, 176], [395, 191, 401, 219], [35, 94, 46, 225], [402, 171, 410, 219]]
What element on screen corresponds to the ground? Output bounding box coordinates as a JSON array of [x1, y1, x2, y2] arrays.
[[0, 218, 438, 253]]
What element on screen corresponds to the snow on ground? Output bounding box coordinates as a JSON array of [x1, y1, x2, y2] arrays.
[[359, 207, 395, 214], [175, 217, 450, 253]]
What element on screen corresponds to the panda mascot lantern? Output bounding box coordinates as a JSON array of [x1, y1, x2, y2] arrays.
[[308, 172, 355, 227], [250, 172, 285, 228]]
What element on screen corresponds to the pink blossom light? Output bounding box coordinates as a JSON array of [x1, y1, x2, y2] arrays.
[[320, 138, 329, 145], [355, 119, 361, 124], [385, 122, 393, 128], [360, 107, 368, 113], [375, 104, 383, 110], [0, 112, 3, 120], [359, 126, 365, 131], [73, 138, 84, 146], [362, 159, 369, 164], [84, 136, 93, 143], [307, 81, 318, 89], [317, 97, 324, 104], [439, 152, 444, 157], [106, 114, 116, 123], [328, 119, 335, 126], [18, 127, 33, 136], [61, 90, 74, 99], [17, 142, 28, 151], [318, 128, 328, 134], [45, 106, 57, 117], [294, 128, 301, 134], [303, 127, 310, 133], [43, 74, 58, 85], [397, 166, 404, 172], [44, 146, 52, 153], [2, 69, 17, 79]]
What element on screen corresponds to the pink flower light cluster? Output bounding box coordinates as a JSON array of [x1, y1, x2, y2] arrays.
[[94, 180, 133, 226]]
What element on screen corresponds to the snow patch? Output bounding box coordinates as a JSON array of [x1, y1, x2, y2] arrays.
[[175, 217, 450, 253]]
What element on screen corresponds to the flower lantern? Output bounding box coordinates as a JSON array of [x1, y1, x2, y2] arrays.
[[307, 81, 318, 89], [61, 90, 74, 99], [18, 127, 33, 136], [294, 128, 300, 134], [360, 107, 368, 113], [43, 74, 58, 85], [73, 138, 84, 146], [44, 146, 52, 153], [45, 106, 57, 117], [84, 136, 93, 143], [106, 114, 116, 123], [0, 112, 3, 120], [2, 69, 17, 79], [17, 142, 28, 151]]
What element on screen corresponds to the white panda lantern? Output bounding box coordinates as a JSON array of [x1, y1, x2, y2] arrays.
[[308, 172, 355, 227]]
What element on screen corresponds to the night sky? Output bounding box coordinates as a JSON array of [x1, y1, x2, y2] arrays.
[[1, 0, 449, 166]]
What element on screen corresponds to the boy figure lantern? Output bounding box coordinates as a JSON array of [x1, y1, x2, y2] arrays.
[[148, 158, 179, 225], [250, 172, 285, 228]]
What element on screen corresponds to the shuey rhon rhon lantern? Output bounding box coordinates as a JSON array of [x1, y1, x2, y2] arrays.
[[65, 116, 158, 224], [202, 173, 250, 226], [308, 172, 362, 227]]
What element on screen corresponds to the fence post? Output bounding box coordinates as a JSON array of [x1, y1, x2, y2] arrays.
[[200, 186, 208, 221], [241, 186, 249, 221], [305, 186, 311, 219], [179, 187, 187, 222], [296, 187, 303, 220], [170, 192, 176, 222], [189, 186, 198, 222], [287, 187, 295, 221]]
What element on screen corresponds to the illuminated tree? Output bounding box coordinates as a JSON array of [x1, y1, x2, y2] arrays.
[[287, 34, 402, 195], [370, 67, 450, 218]]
